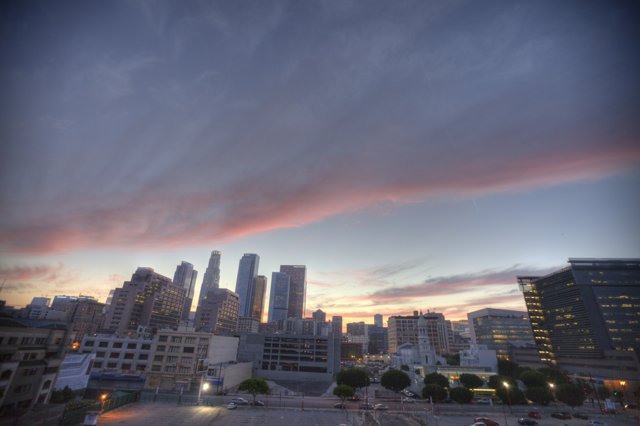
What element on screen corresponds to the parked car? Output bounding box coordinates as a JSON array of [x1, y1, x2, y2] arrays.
[[474, 417, 499, 426], [249, 400, 265, 406], [550, 412, 571, 420], [528, 411, 541, 419], [476, 398, 493, 404], [334, 402, 347, 409], [517, 418, 537, 425], [374, 404, 389, 411], [359, 403, 374, 410], [230, 397, 249, 405], [589, 421, 607, 426], [348, 394, 361, 401], [226, 403, 237, 410], [401, 397, 415, 403], [572, 412, 589, 419]]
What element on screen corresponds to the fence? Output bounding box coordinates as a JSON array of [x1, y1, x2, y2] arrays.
[[59, 391, 140, 426]]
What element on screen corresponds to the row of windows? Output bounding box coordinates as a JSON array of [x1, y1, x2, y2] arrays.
[[93, 352, 148, 360], [92, 361, 146, 371], [0, 336, 48, 346], [84, 341, 151, 350]]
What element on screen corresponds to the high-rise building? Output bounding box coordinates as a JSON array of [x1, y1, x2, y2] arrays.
[[518, 258, 640, 381], [102, 267, 185, 334], [331, 316, 343, 338], [194, 288, 240, 335], [312, 309, 326, 324], [267, 272, 290, 322], [198, 251, 221, 307], [51, 295, 105, 342], [467, 308, 534, 359], [347, 322, 366, 336], [235, 254, 260, 318], [173, 261, 198, 321], [374, 314, 383, 328], [251, 275, 267, 322], [280, 265, 306, 319], [387, 311, 452, 355]]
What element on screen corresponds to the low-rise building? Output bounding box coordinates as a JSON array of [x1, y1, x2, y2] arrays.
[[78, 334, 153, 375], [53, 353, 95, 391]]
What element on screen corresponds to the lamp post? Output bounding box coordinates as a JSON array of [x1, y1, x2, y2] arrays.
[[619, 381, 626, 409], [501, 383, 510, 426], [548, 382, 555, 403], [503, 382, 512, 412], [100, 393, 108, 411]]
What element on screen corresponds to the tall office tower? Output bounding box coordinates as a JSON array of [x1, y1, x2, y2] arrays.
[[347, 321, 366, 336], [102, 267, 185, 334], [267, 272, 290, 322], [251, 275, 267, 321], [198, 251, 221, 307], [331, 316, 343, 338], [235, 254, 260, 317], [280, 265, 307, 319], [374, 314, 383, 328], [312, 309, 326, 324], [173, 261, 198, 321], [194, 288, 240, 335], [387, 311, 451, 355], [467, 308, 534, 359], [51, 295, 105, 341], [518, 258, 640, 381]]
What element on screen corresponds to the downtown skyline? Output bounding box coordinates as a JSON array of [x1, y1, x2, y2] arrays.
[[1, 1, 639, 323]]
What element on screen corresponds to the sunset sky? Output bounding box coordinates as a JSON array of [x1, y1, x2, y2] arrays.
[[1, 1, 639, 324]]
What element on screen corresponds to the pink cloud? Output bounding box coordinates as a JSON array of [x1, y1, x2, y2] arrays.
[[1, 140, 638, 255]]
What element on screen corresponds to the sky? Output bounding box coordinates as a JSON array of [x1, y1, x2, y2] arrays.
[[1, 0, 639, 324]]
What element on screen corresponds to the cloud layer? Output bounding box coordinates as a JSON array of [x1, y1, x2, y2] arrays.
[[1, 1, 639, 255]]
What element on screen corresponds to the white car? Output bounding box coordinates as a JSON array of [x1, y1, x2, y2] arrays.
[[374, 404, 389, 410], [226, 403, 237, 409], [401, 397, 415, 403], [230, 397, 249, 405]]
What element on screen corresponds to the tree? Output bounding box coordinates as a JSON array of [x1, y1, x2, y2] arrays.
[[336, 368, 370, 391], [424, 372, 449, 388], [496, 386, 527, 405], [238, 378, 270, 404], [498, 359, 519, 378], [450, 387, 474, 404], [422, 384, 447, 402], [525, 386, 554, 405], [381, 369, 411, 393], [488, 375, 516, 390], [50, 386, 75, 403], [459, 374, 483, 389], [538, 367, 569, 385], [333, 384, 355, 403], [555, 383, 585, 407], [519, 371, 548, 388], [596, 386, 610, 399], [400, 364, 410, 371]]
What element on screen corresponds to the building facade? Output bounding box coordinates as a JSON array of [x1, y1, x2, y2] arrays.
[[518, 258, 640, 382], [235, 254, 260, 318], [251, 275, 267, 322], [79, 334, 153, 375], [467, 308, 534, 359], [173, 261, 198, 321], [0, 318, 69, 415], [267, 272, 290, 322], [102, 267, 185, 335], [194, 289, 239, 335], [280, 265, 306, 319], [388, 312, 452, 355], [198, 251, 221, 308]]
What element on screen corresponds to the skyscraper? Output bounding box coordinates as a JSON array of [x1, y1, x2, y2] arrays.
[[267, 272, 289, 322], [518, 258, 640, 381], [198, 251, 221, 307], [103, 267, 185, 334], [312, 309, 326, 324], [467, 308, 534, 359], [280, 265, 306, 319], [374, 314, 383, 328], [194, 288, 240, 335], [251, 275, 267, 322], [173, 261, 198, 321], [235, 253, 260, 317]]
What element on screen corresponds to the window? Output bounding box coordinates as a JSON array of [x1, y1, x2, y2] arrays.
[[171, 336, 182, 343], [137, 354, 148, 360], [112, 342, 123, 348], [183, 347, 194, 354], [185, 337, 197, 344], [8, 337, 17, 345], [158, 335, 168, 342], [121, 364, 131, 371], [156, 345, 166, 352], [127, 343, 137, 349], [141, 344, 151, 350], [96, 352, 106, 358], [124, 353, 134, 359], [42, 380, 51, 390], [164, 366, 176, 373], [109, 353, 120, 359], [107, 362, 117, 368], [84, 340, 95, 347], [151, 365, 161, 372], [98, 341, 108, 347], [168, 346, 180, 353], [93, 362, 102, 368], [153, 355, 164, 362], [21, 337, 34, 345], [166, 356, 178, 363]]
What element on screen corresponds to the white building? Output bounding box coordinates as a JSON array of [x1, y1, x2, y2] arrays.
[[54, 353, 95, 391], [79, 334, 153, 375]]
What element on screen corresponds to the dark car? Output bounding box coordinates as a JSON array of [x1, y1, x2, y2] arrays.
[[528, 411, 541, 419], [475, 417, 499, 426], [573, 412, 589, 419], [518, 418, 537, 426], [551, 412, 571, 420], [359, 403, 374, 410], [249, 400, 265, 406], [334, 402, 347, 409]]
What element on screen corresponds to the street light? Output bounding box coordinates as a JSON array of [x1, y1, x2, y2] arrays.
[[501, 383, 510, 426], [503, 382, 512, 412], [548, 383, 555, 401], [100, 393, 108, 411]]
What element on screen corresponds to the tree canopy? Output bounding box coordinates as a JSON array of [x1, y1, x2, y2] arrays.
[[555, 383, 585, 407], [538, 367, 569, 385], [450, 387, 474, 404], [496, 385, 527, 405], [488, 375, 516, 390], [238, 378, 270, 403], [519, 370, 548, 388], [459, 374, 483, 389], [380, 369, 411, 393], [424, 372, 449, 388], [336, 368, 370, 390], [333, 384, 355, 402], [497, 359, 519, 377], [422, 384, 447, 402], [525, 386, 554, 405]]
